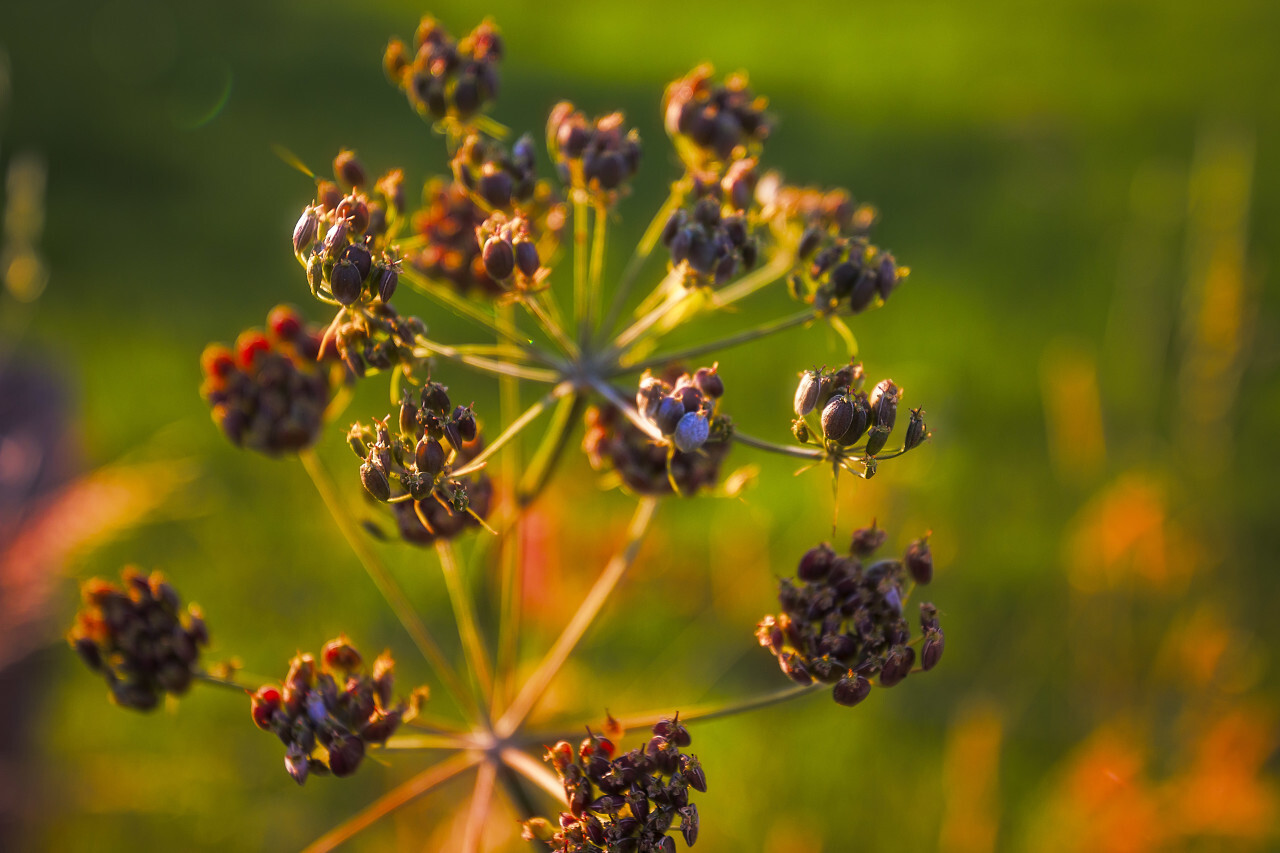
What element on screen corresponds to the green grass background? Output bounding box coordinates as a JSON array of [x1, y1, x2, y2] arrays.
[[3, 0, 1278, 849]]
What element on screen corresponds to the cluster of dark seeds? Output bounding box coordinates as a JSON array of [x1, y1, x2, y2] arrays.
[[524, 716, 705, 852], [250, 638, 420, 784], [384, 16, 503, 123], [584, 367, 732, 496], [663, 64, 770, 166], [200, 306, 342, 455], [660, 195, 758, 289], [547, 103, 642, 194], [477, 211, 541, 284], [320, 300, 426, 379], [451, 132, 538, 210], [755, 523, 944, 707], [410, 178, 502, 296], [756, 172, 876, 241], [294, 151, 406, 309], [348, 380, 493, 545], [68, 568, 208, 711], [791, 362, 928, 461]]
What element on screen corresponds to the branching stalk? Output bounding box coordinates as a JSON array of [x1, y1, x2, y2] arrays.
[[451, 383, 572, 477], [600, 184, 684, 340], [436, 540, 494, 716], [614, 308, 818, 375]]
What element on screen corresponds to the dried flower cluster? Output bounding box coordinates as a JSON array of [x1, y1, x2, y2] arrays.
[[72, 10, 949, 849], [756, 523, 944, 706], [525, 717, 705, 852], [68, 568, 208, 711]]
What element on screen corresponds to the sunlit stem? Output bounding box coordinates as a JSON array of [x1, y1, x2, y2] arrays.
[[400, 267, 532, 349], [573, 189, 590, 345], [451, 383, 571, 478], [495, 303, 524, 716], [412, 337, 562, 383], [588, 199, 609, 336], [707, 251, 794, 310], [520, 684, 821, 746], [732, 431, 824, 460], [463, 760, 498, 853], [298, 449, 474, 718], [516, 392, 585, 507], [435, 540, 494, 718], [302, 751, 480, 853], [588, 377, 664, 442], [614, 308, 819, 376], [520, 291, 579, 358], [600, 183, 684, 340], [194, 671, 252, 694], [496, 497, 659, 737], [501, 747, 569, 804], [609, 271, 687, 353], [382, 733, 474, 750]]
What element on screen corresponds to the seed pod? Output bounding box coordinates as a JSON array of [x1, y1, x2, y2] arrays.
[[514, 238, 540, 277], [452, 405, 477, 442], [921, 627, 945, 670], [481, 235, 515, 280], [821, 394, 854, 442], [833, 673, 871, 707], [875, 252, 899, 300], [798, 225, 824, 259], [797, 543, 835, 582], [904, 407, 927, 450], [323, 219, 349, 256], [830, 261, 859, 299], [838, 392, 870, 446], [343, 242, 372, 281], [868, 379, 899, 431], [360, 460, 391, 501], [292, 206, 319, 255], [330, 259, 363, 305], [285, 743, 311, 785], [673, 411, 710, 453], [655, 396, 685, 435], [779, 651, 813, 684], [321, 636, 362, 672], [848, 271, 877, 313], [693, 365, 724, 398], [326, 733, 365, 777], [306, 253, 324, 296], [680, 804, 699, 846], [420, 382, 450, 414], [905, 536, 933, 584], [850, 523, 887, 556], [865, 425, 890, 457], [333, 149, 367, 188], [794, 370, 821, 417], [879, 645, 914, 687], [376, 264, 399, 302], [416, 436, 445, 476]]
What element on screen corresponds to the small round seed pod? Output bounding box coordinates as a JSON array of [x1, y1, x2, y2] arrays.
[[452, 405, 477, 442], [421, 382, 451, 414], [481, 235, 515, 280], [655, 396, 685, 435], [330, 259, 364, 305], [905, 536, 933, 584], [878, 645, 914, 687], [360, 460, 391, 502], [293, 206, 319, 255], [673, 411, 710, 453], [376, 264, 399, 303], [693, 365, 723, 398], [797, 543, 835, 581], [904, 407, 928, 450], [333, 149, 367, 189], [513, 238, 540, 278], [821, 394, 854, 443], [833, 673, 871, 707], [794, 370, 821, 417], [343, 242, 373, 281]]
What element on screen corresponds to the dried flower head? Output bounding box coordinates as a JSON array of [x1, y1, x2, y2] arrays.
[[68, 568, 208, 711]]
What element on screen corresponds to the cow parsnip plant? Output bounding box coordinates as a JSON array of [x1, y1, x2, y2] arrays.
[[68, 13, 946, 852]]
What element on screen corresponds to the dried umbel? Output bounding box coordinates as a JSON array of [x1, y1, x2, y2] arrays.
[[548, 102, 642, 196], [755, 522, 944, 706], [385, 16, 503, 123], [249, 638, 421, 784], [199, 305, 344, 455], [451, 132, 538, 211], [348, 381, 493, 545], [584, 366, 733, 496], [68, 568, 208, 711], [527, 716, 705, 852], [663, 64, 771, 169], [660, 196, 759, 289]]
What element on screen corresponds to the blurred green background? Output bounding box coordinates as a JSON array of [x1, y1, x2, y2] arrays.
[[2, 0, 1278, 850]]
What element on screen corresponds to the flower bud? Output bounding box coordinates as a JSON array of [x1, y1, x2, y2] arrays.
[[673, 411, 710, 453]]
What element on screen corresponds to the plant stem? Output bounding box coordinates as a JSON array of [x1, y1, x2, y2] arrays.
[[302, 751, 480, 853], [609, 272, 687, 353], [573, 191, 590, 346], [501, 747, 568, 804], [463, 760, 498, 853], [435, 540, 494, 717], [193, 671, 252, 693], [412, 336, 562, 383], [495, 303, 524, 717], [496, 497, 659, 737], [382, 733, 473, 750], [451, 383, 571, 477], [400, 267, 531, 349], [707, 251, 794, 310], [516, 392, 585, 508], [587, 378, 664, 442], [600, 184, 684, 341], [520, 291, 579, 358], [298, 449, 474, 718], [614, 308, 818, 375], [588, 199, 608, 336], [732, 430, 824, 460]]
